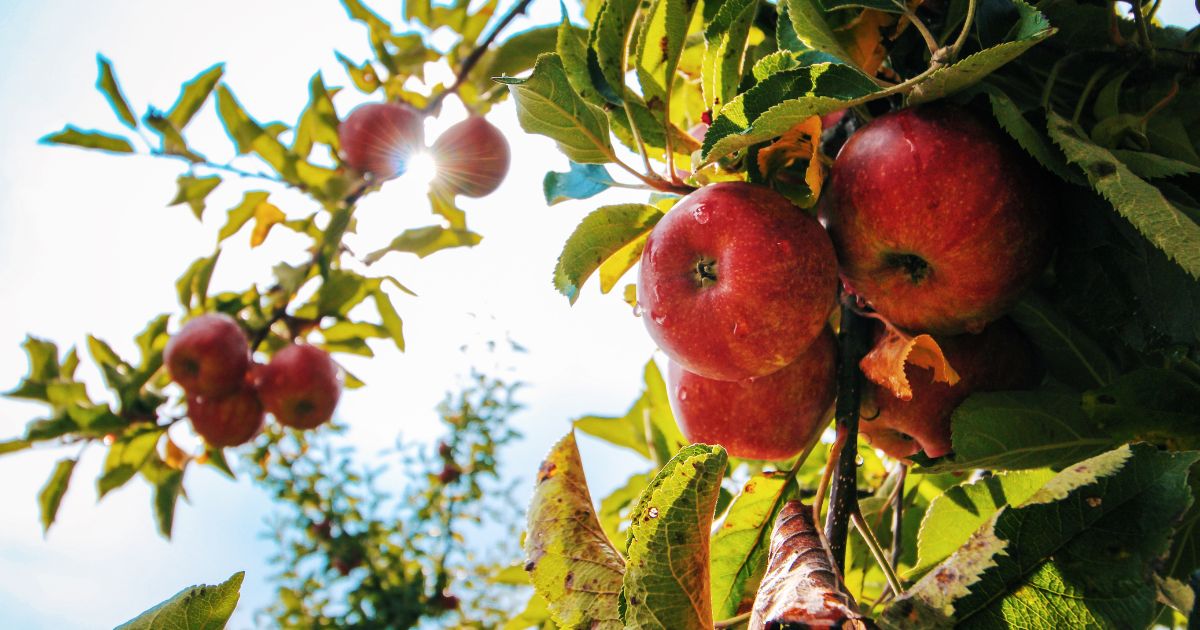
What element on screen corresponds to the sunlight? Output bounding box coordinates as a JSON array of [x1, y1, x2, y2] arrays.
[[403, 149, 439, 189]]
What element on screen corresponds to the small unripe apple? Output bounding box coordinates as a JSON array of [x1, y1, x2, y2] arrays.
[[165, 313, 251, 398], [338, 102, 425, 179], [187, 384, 265, 447], [667, 327, 837, 460], [639, 182, 838, 381], [430, 116, 510, 198], [820, 104, 1053, 335], [256, 344, 341, 430], [859, 319, 1043, 461]]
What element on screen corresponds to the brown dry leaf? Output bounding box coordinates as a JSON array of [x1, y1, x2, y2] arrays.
[[860, 326, 960, 401], [749, 501, 871, 629], [163, 436, 190, 470], [756, 116, 825, 206], [250, 200, 287, 248], [835, 1, 922, 77]]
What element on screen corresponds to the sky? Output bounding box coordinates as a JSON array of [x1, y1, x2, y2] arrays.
[[0, 1, 1197, 628]]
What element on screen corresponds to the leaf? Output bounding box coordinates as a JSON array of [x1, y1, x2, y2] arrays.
[[40, 126, 134, 154], [497, 54, 616, 164], [1008, 294, 1116, 390], [574, 359, 683, 462], [710, 474, 795, 620], [115, 571, 243, 630], [1081, 368, 1200, 447], [543, 162, 618, 205], [755, 116, 826, 207], [217, 191, 270, 243], [554, 203, 664, 304], [167, 63, 225, 131], [983, 86, 1082, 185], [860, 327, 959, 401], [95, 55, 137, 130], [249, 200, 286, 247], [633, 0, 701, 108], [782, 0, 852, 63], [592, 0, 641, 104], [702, 0, 758, 114], [370, 285, 405, 352], [98, 428, 164, 498], [525, 433, 625, 629], [910, 469, 1056, 578], [363, 226, 483, 263], [292, 73, 340, 157], [822, 0, 905, 13], [1046, 111, 1200, 279], [335, 52, 381, 94], [150, 462, 185, 538], [883, 445, 1199, 629], [169, 174, 221, 220], [621, 444, 727, 630], [175, 251, 221, 311], [909, 1, 1056, 105], [5, 336, 61, 401], [749, 500, 866, 628], [599, 471, 655, 547], [38, 458, 77, 533], [702, 63, 880, 163], [1112, 149, 1200, 180]]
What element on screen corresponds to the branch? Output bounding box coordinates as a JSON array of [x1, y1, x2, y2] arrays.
[[422, 0, 537, 114], [823, 299, 872, 571]]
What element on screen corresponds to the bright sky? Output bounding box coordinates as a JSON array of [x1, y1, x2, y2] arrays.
[[0, 1, 1196, 628]]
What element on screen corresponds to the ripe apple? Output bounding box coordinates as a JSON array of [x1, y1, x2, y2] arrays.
[[430, 116, 510, 197], [820, 104, 1053, 335], [256, 344, 341, 430], [859, 319, 1042, 460], [667, 327, 837, 460], [338, 102, 425, 179], [164, 313, 251, 398], [187, 384, 265, 447], [639, 182, 838, 381]]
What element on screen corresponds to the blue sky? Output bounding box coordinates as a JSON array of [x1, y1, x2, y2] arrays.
[[0, 1, 1196, 628]]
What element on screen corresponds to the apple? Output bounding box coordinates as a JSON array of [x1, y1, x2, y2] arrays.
[[667, 327, 836, 460], [164, 313, 251, 398], [256, 344, 341, 430], [638, 182, 838, 381], [859, 319, 1042, 461], [820, 104, 1053, 335], [430, 116, 510, 197], [187, 384, 265, 447], [338, 102, 425, 179]]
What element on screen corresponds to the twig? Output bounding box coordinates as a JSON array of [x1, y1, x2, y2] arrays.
[[823, 300, 872, 571], [422, 0, 537, 114], [905, 9, 939, 55], [713, 611, 751, 628], [850, 508, 903, 595], [944, 0, 977, 63], [889, 463, 907, 570], [150, 150, 291, 187]]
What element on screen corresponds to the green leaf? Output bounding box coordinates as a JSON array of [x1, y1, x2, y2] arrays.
[[702, 0, 758, 114], [633, 0, 701, 109], [218, 191, 268, 243], [370, 285, 405, 352], [175, 251, 221, 312], [40, 126, 134, 154], [167, 63, 224, 131], [821, 0, 905, 13], [781, 0, 851, 62], [38, 458, 77, 533], [592, 0, 641, 104], [362, 226, 482, 263], [5, 336, 61, 401], [884, 445, 1199, 629], [575, 360, 684, 464], [95, 55, 138, 130], [115, 571, 243, 630], [710, 473, 795, 620], [480, 25, 562, 85], [0, 439, 32, 456], [983, 86, 1082, 185], [599, 471, 655, 547], [293, 73, 340, 157], [701, 63, 880, 163], [525, 433, 625, 629], [169, 174, 221, 220], [98, 428, 164, 498], [543, 162, 617, 205], [910, 469, 1056, 578], [1111, 149, 1200, 180], [498, 53, 616, 164], [909, 1, 1056, 105], [553, 203, 664, 304], [622, 444, 727, 629], [1046, 112, 1200, 279], [335, 52, 381, 94], [144, 113, 205, 162], [215, 85, 296, 179], [1008, 294, 1116, 390], [1081, 368, 1200, 446], [151, 464, 185, 538], [557, 12, 604, 105]]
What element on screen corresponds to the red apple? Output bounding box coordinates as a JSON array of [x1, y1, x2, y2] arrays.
[[859, 319, 1042, 460], [338, 102, 425, 179], [256, 344, 341, 430], [820, 104, 1053, 335], [667, 327, 837, 460], [639, 182, 838, 381], [165, 313, 251, 398], [430, 116, 510, 197], [187, 384, 265, 447]]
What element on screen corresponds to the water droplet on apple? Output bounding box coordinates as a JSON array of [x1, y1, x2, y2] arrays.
[[632, 303, 644, 317], [692, 205, 710, 224], [678, 389, 688, 401], [653, 312, 669, 326], [775, 240, 792, 256]]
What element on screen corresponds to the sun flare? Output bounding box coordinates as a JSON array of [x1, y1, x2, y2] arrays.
[[403, 150, 440, 189]]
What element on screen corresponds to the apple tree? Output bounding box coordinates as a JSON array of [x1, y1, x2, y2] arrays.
[[509, 0, 1200, 627]]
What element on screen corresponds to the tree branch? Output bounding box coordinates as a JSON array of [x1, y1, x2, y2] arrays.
[[422, 0, 537, 114]]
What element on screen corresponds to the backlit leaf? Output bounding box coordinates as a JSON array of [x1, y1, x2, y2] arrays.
[[38, 458, 77, 533], [217, 191, 269, 243], [250, 200, 286, 247], [782, 0, 852, 62], [363, 226, 482, 263], [860, 327, 959, 401], [702, 0, 758, 114], [169, 174, 221, 220], [95, 55, 137, 130], [99, 428, 164, 499], [710, 474, 795, 620], [599, 471, 655, 548], [498, 54, 616, 164], [115, 571, 243, 630], [554, 203, 664, 304], [41, 126, 134, 154], [167, 63, 224, 131]]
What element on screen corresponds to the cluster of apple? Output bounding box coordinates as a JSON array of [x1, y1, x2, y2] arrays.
[[338, 101, 510, 196], [164, 314, 342, 447], [640, 104, 1050, 462]]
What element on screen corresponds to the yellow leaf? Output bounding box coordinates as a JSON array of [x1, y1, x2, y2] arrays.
[[860, 324, 960, 401], [250, 201, 286, 248], [756, 116, 826, 206]]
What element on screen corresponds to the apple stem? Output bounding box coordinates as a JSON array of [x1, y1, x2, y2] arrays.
[[850, 507, 903, 595], [944, 0, 977, 63], [905, 8, 939, 56], [823, 300, 873, 571], [889, 463, 907, 570]]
